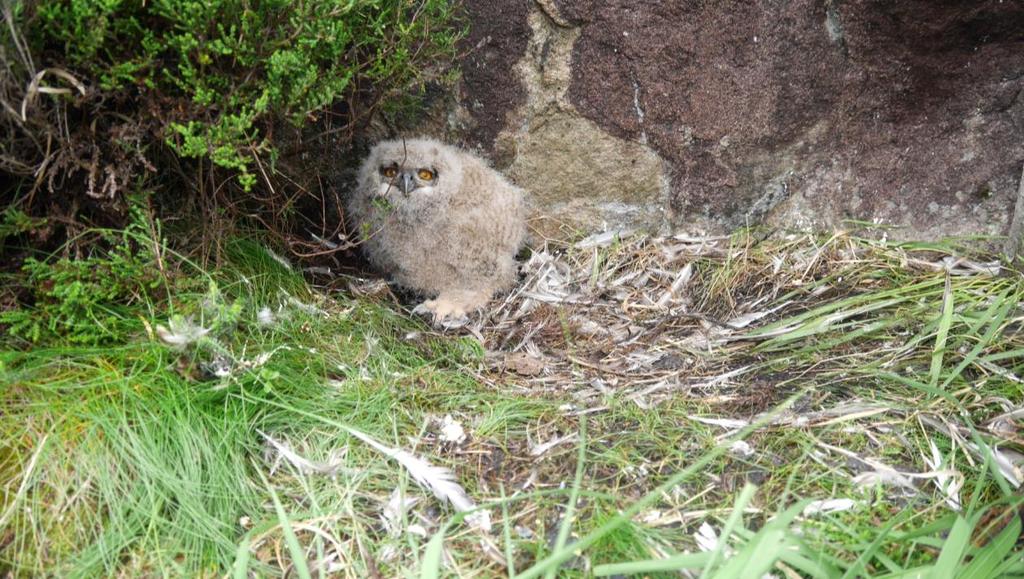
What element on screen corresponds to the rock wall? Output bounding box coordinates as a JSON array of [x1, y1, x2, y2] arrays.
[[450, 0, 1024, 238]]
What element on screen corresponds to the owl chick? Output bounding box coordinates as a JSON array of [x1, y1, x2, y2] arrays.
[[347, 138, 527, 322]]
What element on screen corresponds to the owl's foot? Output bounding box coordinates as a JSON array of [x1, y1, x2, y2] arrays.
[[415, 289, 491, 326]]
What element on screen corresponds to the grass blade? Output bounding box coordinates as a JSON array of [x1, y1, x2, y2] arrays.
[[231, 532, 253, 579], [929, 274, 954, 388], [544, 418, 587, 579], [419, 524, 447, 579], [703, 483, 757, 574], [931, 515, 973, 579], [256, 469, 311, 579], [961, 514, 1021, 578], [500, 485, 516, 577]]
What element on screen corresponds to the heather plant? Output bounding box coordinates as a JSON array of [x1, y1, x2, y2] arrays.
[[0, 204, 167, 345], [2, 0, 461, 230]]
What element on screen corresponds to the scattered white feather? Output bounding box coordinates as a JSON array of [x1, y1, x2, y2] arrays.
[[655, 263, 693, 308], [818, 442, 926, 493], [257, 307, 276, 326], [921, 417, 1024, 489], [987, 406, 1024, 436], [516, 251, 577, 309], [379, 544, 400, 563], [694, 522, 722, 553], [575, 228, 634, 249], [439, 415, 467, 444], [729, 440, 755, 458], [726, 301, 792, 329], [802, 498, 858, 516], [265, 248, 293, 270], [343, 426, 491, 532], [285, 294, 326, 316], [155, 317, 210, 349], [940, 256, 1001, 276], [260, 431, 347, 477], [831, 448, 957, 496], [924, 440, 962, 510], [689, 416, 749, 430], [852, 465, 917, 492], [205, 356, 233, 378], [529, 432, 579, 457], [641, 509, 663, 524], [771, 255, 785, 274], [970, 443, 1024, 488], [623, 463, 650, 480], [381, 488, 421, 538]]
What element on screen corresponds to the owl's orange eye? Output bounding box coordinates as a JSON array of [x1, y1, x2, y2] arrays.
[[417, 169, 435, 181], [381, 166, 398, 179]]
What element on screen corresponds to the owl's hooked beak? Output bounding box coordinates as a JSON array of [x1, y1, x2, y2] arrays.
[[399, 173, 415, 196]]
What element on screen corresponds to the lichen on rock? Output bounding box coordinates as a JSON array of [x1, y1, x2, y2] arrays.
[[446, 0, 1024, 240]]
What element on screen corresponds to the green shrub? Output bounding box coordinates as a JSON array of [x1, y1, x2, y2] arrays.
[[18, 0, 461, 190], [0, 207, 165, 345]]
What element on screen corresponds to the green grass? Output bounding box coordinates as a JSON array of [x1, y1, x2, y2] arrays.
[[2, 230, 1024, 577]]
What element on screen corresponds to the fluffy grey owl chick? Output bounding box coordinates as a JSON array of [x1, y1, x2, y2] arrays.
[[347, 138, 527, 322]]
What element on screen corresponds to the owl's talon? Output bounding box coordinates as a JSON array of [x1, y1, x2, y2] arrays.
[[416, 290, 489, 327], [420, 298, 467, 322]]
